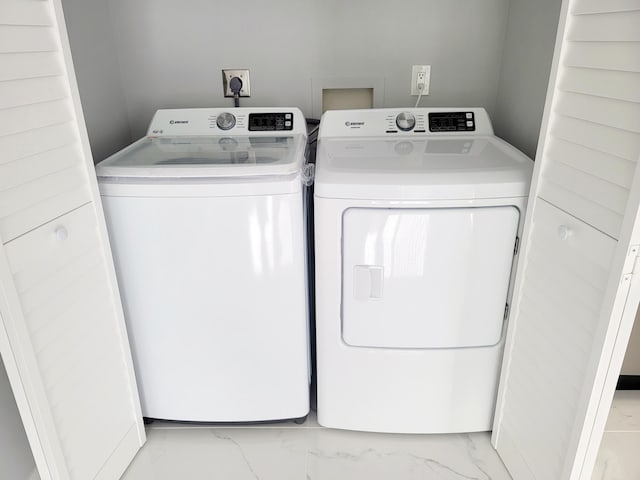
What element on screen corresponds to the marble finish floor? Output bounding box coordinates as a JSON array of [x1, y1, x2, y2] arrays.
[[593, 390, 640, 480], [122, 414, 511, 480], [121, 391, 640, 480]]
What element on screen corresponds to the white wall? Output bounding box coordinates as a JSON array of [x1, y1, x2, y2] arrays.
[[492, 0, 562, 159], [106, 0, 510, 138], [61, 0, 132, 163], [0, 357, 38, 480]]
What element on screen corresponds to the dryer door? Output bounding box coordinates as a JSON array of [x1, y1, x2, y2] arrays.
[[342, 206, 519, 349]]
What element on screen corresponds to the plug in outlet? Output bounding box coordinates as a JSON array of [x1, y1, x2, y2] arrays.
[[411, 65, 431, 96], [222, 69, 251, 97]]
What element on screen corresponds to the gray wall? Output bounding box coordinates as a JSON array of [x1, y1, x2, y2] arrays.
[[61, 0, 562, 162], [61, 0, 132, 163], [492, 0, 562, 159], [106, 0, 510, 138], [0, 357, 38, 480]]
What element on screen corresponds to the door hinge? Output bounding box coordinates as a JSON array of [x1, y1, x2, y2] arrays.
[[623, 244, 640, 275], [514, 236, 520, 255], [504, 303, 510, 321]]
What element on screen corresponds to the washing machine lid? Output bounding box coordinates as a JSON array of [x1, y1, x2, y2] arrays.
[[314, 135, 533, 200], [96, 134, 306, 180]]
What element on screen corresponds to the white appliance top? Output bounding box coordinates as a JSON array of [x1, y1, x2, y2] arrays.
[[96, 107, 307, 180], [315, 108, 533, 200]]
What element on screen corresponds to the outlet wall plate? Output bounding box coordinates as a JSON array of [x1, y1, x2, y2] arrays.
[[411, 65, 431, 96], [222, 69, 251, 97]]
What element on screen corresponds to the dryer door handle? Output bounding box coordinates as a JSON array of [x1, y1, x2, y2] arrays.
[[353, 265, 384, 300]]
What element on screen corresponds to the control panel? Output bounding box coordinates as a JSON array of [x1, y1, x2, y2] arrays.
[[248, 112, 294, 131], [319, 108, 493, 138], [384, 112, 427, 133], [429, 112, 475, 132], [146, 108, 305, 136]]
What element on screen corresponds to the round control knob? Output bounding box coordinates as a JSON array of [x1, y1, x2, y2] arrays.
[[216, 112, 236, 130], [396, 112, 416, 131]]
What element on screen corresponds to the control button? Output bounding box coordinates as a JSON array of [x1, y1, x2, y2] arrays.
[[466, 121, 474, 127], [285, 121, 292, 127], [285, 113, 292, 120], [466, 112, 473, 119], [395, 112, 416, 132], [216, 112, 236, 130]]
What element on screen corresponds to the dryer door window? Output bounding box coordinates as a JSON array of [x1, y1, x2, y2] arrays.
[[341, 206, 519, 349]]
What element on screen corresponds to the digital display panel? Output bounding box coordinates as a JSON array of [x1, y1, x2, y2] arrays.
[[248, 113, 294, 131], [429, 112, 475, 132]]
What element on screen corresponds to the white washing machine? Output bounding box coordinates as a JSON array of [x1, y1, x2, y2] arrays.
[[96, 107, 311, 422], [314, 108, 533, 433]]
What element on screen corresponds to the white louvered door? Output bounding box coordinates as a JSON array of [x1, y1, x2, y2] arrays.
[[493, 1, 640, 479], [0, 1, 145, 480]]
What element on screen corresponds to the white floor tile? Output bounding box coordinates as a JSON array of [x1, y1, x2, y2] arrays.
[[593, 432, 640, 480], [593, 390, 640, 479], [122, 414, 511, 480], [604, 390, 640, 432], [122, 392, 640, 479]]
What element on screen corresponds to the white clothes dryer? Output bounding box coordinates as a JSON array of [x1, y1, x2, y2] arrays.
[[96, 108, 311, 423], [314, 108, 533, 433]]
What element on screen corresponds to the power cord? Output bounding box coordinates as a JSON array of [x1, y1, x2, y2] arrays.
[[230, 76, 243, 107], [414, 81, 425, 108]]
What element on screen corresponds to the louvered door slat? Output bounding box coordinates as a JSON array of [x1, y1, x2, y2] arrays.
[[0, 121, 78, 165], [0, 51, 62, 81], [0, 164, 92, 243], [560, 68, 640, 104], [0, 25, 57, 53], [568, 10, 640, 41], [0, 144, 82, 192], [0, 1, 52, 26], [555, 91, 640, 134], [543, 161, 627, 214], [552, 116, 640, 161], [572, 0, 640, 15], [0, 98, 73, 136], [26, 261, 102, 338], [520, 287, 593, 357], [564, 42, 640, 72], [537, 178, 623, 238], [0, 76, 69, 110], [546, 136, 634, 189], [0, 187, 91, 244]]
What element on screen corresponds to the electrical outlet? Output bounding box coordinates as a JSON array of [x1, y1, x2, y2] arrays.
[[411, 65, 431, 96], [222, 69, 251, 97]]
